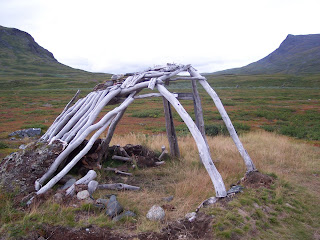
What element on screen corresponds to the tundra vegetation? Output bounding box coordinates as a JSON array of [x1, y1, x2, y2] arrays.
[[0, 71, 319, 239]]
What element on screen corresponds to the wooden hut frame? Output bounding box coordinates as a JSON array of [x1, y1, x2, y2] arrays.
[[36, 63, 256, 198]]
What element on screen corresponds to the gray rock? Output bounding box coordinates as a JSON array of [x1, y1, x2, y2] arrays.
[[185, 212, 197, 222], [60, 178, 76, 190], [146, 205, 165, 221], [106, 195, 123, 217], [227, 185, 244, 195], [9, 128, 41, 138], [19, 144, 27, 150], [162, 195, 174, 202], [112, 210, 136, 222], [88, 180, 98, 195], [77, 190, 90, 200]]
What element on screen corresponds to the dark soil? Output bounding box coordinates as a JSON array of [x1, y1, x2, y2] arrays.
[[23, 212, 213, 240], [241, 171, 274, 188]]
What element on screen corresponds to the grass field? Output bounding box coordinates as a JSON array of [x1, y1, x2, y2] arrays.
[[0, 73, 319, 239]]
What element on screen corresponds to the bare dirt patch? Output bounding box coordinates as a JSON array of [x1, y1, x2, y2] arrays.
[[241, 171, 274, 188]]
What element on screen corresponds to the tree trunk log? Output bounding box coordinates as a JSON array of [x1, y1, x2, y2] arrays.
[[188, 67, 256, 172], [157, 84, 227, 197], [65, 170, 97, 196], [36, 93, 136, 194], [98, 183, 140, 191]]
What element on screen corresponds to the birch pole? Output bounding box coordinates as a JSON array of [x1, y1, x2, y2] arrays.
[[188, 67, 256, 172], [36, 94, 136, 195], [157, 84, 227, 197]]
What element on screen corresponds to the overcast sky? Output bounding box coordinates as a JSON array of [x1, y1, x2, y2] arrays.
[[0, 0, 319, 74]]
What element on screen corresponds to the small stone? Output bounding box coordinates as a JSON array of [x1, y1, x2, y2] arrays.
[[88, 180, 99, 195], [185, 212, 197, 222], [77, 190, 90, 200], [162, 195, 174, 202], [227, 185, 244, 195], [106, 195, 123, 217], [60, 178, 76, 190], [285, 203, 294, 208], [19, 144, 26, 150], [112, 210, 136, 222], [185, 212, 196, 219], [146, 205, 165, 221], [38, 237, 46, 240]]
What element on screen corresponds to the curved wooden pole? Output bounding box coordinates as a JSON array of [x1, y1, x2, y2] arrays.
[[36, 93, 136, 195], [157, 84, 227, 197], [188, 67, 256, 172]]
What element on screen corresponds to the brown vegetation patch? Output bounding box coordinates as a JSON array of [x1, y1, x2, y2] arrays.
[[26, 213, 213, 240], [241, 171, 274, 188]]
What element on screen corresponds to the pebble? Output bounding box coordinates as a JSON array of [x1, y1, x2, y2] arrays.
[[88, 180, 98, 195], [77, 190, 90, 200], [146, 205, 165, 221], [162, 195, 174, 202]]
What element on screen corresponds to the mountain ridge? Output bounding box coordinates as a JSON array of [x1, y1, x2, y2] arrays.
[[213, 34, 320, 75], [0, 25, 110, 89]]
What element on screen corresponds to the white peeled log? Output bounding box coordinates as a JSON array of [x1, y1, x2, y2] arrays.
[[47, 97, 87, 141], [42, 97, 83, 142], [157, 84, 227, 197], [61, 90, 106, 142], [36, 94, 136, 195], [97, 183, 140, 191], [53, 92, 98, 141], [36, 90, 124, 188], [65, 170, 97, 196], [41, 90, 80, 141], [188, 67, 256, 172], [69, 87, 122, 146], [87, 180, 99, 195]]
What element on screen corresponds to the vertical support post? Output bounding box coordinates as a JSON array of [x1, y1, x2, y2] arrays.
[[162, 97, 180, 158], [191, 79, 206, 138]]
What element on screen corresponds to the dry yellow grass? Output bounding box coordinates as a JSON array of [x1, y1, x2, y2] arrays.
[[106, 130, 320, 232]]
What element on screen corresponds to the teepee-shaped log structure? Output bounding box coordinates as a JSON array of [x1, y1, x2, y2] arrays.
[[36, 63, 256, 198]]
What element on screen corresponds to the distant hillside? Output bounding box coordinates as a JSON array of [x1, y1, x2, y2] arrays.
[[214, 34, 320, 75], [0, 25, 110, 89]]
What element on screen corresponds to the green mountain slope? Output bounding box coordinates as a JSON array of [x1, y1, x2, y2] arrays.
[[0, 25, 110, 90], [214, 34, 320, 75]]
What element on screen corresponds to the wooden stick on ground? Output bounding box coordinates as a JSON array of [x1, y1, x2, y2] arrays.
[[104, 167, 133, 176]]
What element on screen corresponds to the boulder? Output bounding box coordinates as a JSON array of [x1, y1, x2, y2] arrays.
[[9, 128, 41, 138]]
